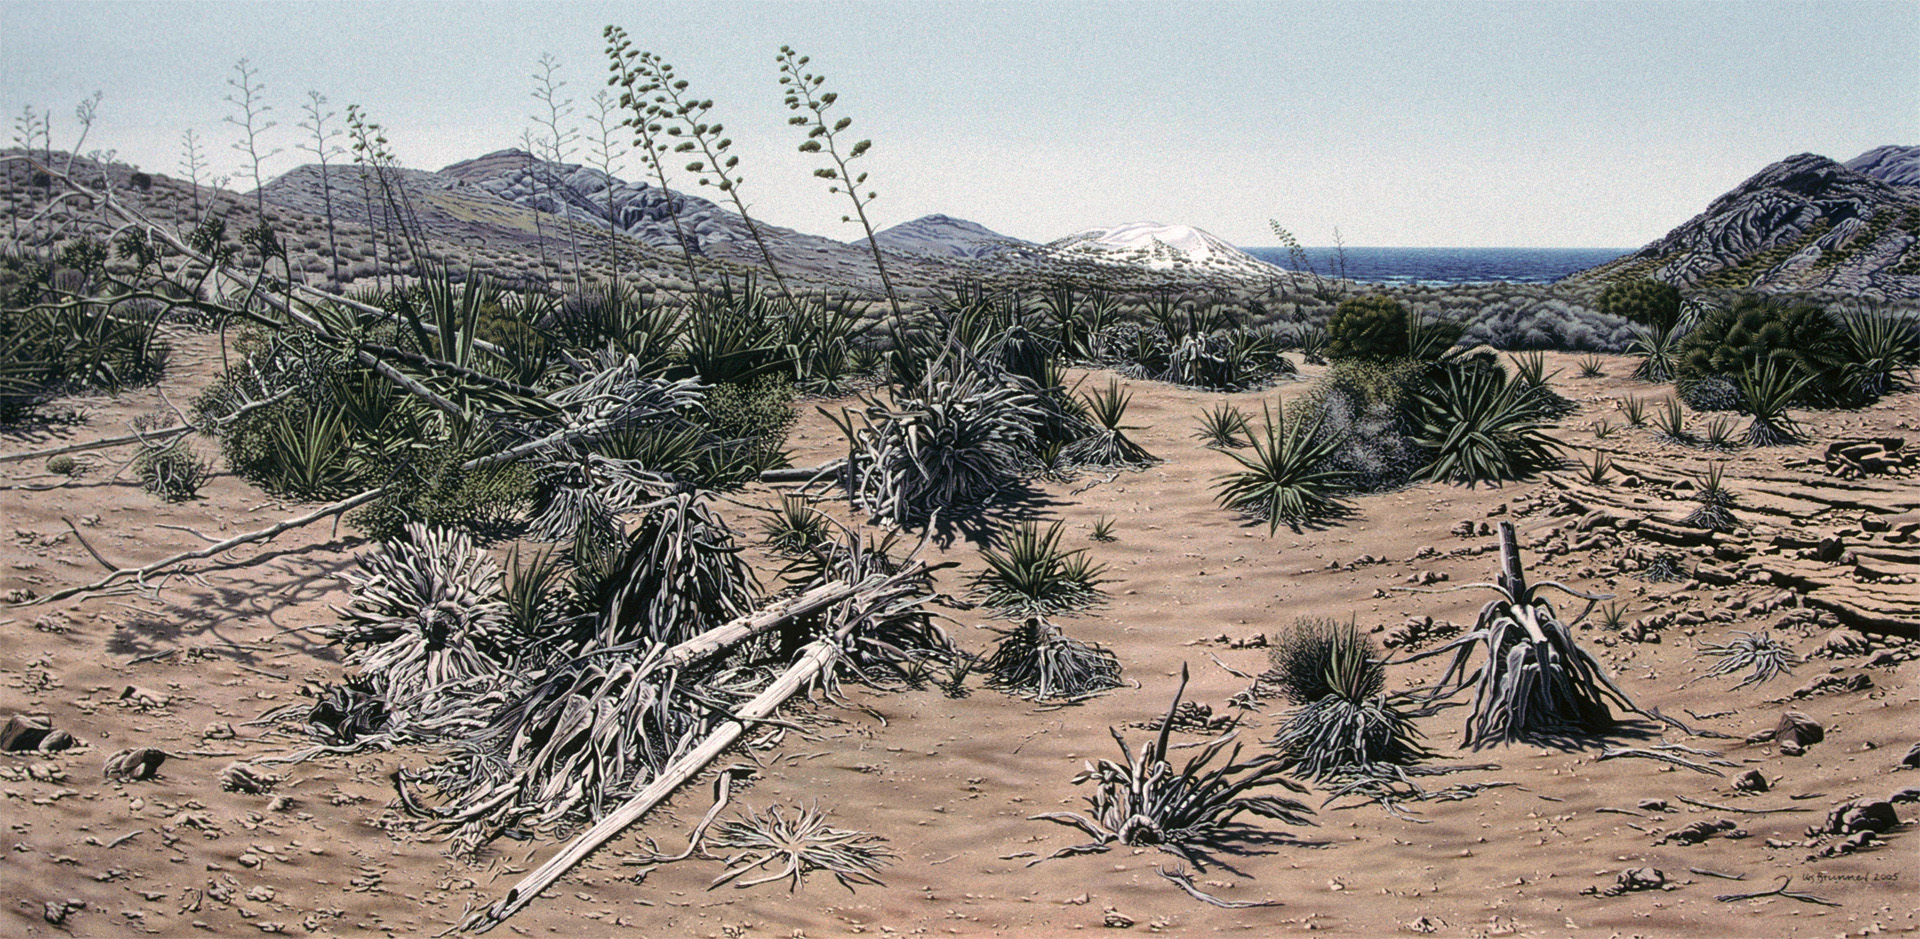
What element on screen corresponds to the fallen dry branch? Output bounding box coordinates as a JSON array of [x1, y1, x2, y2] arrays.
[[462, 635, 846, 932], [1597, 747, 1725, 776], [1715, 876, 1840, 907], [1673, 794, 1811, 815], [1156, 864, 1280, 908], [0, 388, 295, 466]]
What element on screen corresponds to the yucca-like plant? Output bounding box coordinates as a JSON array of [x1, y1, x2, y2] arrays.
[[761, 492, 833, 557], [439, 652, 696, 851], [1681, 462, 1737, 532], [981, 615, 1124, 702], [1031, 666, 1314, 869], [328, 524, 513, 728], [1268, 620, 1424, 782], [1401, 522, 1635, 749], [1509, 351, 1576, 417], [1701, 415, 1741, 452], [1193, 402, 1251, 449], [1696, 630, 1800, 689], [1628, 322, 1683, 382], [1577, 355, 1606, 378], [710, 801, 894, 892], [1651, 396, 1690, 443], [1089, 515, 1118, 543], [1061, 379, 1155, 466], [1578, 450, 1613, 486], [501, 544, 565, 640], [1591, 418, 1618, 440], [1618, 395, 1648, 427], [1213, 399, 1349, 533], [1737, 356, 1810, 447], [969, 519, 1108, 617], [568, 492, 755, 650], [834, 367, 1043, 527], [1835, 303, 1920, 401], [1409, 363, 1562, 485]]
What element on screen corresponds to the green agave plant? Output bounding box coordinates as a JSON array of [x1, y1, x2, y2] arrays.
[[1213, 399, 1350, 533], [1409, 364, 1562, 486]]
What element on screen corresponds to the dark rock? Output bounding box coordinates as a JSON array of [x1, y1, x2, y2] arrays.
[[1904, 741, 1920, 769], [102, 747, 167, 781], [1888, 787, 1920, 804], [1775, 712, 1823, 755], [2, 714, 52, 751], [1733, 769, 1770, 793], [1839, 801, 1900, 834]]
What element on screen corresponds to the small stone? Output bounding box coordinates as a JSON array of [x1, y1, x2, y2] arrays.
[[1774, 712, 1823, 756], [102, 747, 167, 781], [1732, 769, 1769, 793]]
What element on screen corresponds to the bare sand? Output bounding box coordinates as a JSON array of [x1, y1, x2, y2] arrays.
[[3, 335, 1915, 937]]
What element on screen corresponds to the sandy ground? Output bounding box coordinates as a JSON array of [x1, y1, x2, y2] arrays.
[[2, 333, 1915, 938]]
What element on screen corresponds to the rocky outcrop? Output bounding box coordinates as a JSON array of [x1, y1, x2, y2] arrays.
[[1847, 144, 1920, 190], [1575, 149, 1920, 297], [870, 214, 1029, 260]]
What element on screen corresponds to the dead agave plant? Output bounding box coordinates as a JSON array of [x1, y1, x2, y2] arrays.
[[1681, 462, 1738, 532], [568, 492, 755, 650], [326, 524, 514, 730], [1695, 630, 1800, 689], [980, 615, 1124, 702], [1031, 665, 1314, 868], [709, 801, 894, 892], [1399, 522, 1636, 749]]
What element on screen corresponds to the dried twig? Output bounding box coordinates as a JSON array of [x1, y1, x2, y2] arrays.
[[1597, 747, 1725, 776], [1716, 876, 1840, 907], [1156, 864, 1280, 908], [1673, 794, 1810, 815]]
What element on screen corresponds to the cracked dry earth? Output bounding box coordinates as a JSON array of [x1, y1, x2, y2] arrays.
[[2, 341, 1916, 938]]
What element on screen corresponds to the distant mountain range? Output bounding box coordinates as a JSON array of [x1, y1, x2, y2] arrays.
[[257, 151, 1287, 288], [1575, 145, 1920, 296]]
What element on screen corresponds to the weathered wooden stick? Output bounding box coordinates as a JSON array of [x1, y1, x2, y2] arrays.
[[757, 460, 846, 484], [27, 487, 386, 605], [464, 636, 846, 933], [0, 389, 295, 465], [654, 578, 863, 673]]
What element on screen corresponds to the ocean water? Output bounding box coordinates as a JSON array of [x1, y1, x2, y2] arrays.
[[1241, 247, 1630, 287]]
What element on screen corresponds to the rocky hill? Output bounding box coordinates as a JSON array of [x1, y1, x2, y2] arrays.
[[1846, 144, 1920, 190], [1574, 148, 1920, 297], [870, 214, 1029, 260]]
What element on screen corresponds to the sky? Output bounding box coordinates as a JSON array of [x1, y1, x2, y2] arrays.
[[2, 1, 1915, 248]]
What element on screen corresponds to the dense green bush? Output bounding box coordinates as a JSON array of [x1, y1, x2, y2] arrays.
[[1674, 296, 1850, 404], [134, 439, 211, 502], [1325, 295, 1410, 361], [1596, 278, 1682, 333]]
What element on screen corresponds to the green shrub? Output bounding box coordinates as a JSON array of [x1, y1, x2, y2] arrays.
[[700, 372, 797, 486], [349, 445, 535, 541], [1596, 278, 1682, 333], [1408, 358, 1562, 485], [968, 520, 1108, 617], [1674, 296, 1850, 404], [1325, 295, 1409, 361], [45, 454, 76, 475], [1213, 399, 1350, 532]]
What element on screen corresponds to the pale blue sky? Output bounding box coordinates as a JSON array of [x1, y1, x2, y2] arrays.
[[3, 1, 1915, 247]]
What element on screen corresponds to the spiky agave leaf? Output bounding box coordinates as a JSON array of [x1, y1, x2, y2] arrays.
[[1697, 629, 1800, 689], [1031, 667, 1314, 870], [1193, 402, 1252, 449], [835, 367, 1044, 527], [1409, 363, 1562, 486], [1737, 356, 1811, 447], [1213, 399, 1349, 533], [968, 519, 1109, 617], [1060, 379, 1156, 466]]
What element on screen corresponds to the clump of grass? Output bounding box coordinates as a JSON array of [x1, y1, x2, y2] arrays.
[[710, 801, 894, 893], [500, 544, 563, 640], [968, 519, 1108, 617], [1695, 630, 1800, 689], [1577, 355, 1606, 378], [1737, 356, 1809, 447], [1681, 462, 1737, 532], [133, 438, 211, 502], [1089, 516, 1117, 543], [1597, 601, 1630, 632], [761, 493, 832, 557], [1578, 450, 1613, 486], [1031, 666, 1314, 869], [1213, 400, 1349, 533], [1652, 397, 1690, 443], [1267, 620, 1424, 781], [1701, 415, 1741, 451], [1509, 351, 1577, 417], [1193, 402, 1251, 449], [1618, 395, 1647, 427], [1835, 303, 1920, 401], [45, 453, 76, 475], [981, 615, 1124, 702], [1591, 418, 1618, 440], [1640, 551, 1689, 583]]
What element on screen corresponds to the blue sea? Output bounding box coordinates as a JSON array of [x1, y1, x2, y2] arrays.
[[1241, 247, 1629, 287]]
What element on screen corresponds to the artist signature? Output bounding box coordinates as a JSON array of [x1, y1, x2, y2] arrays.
[[1806, 871, 1900, 884]]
